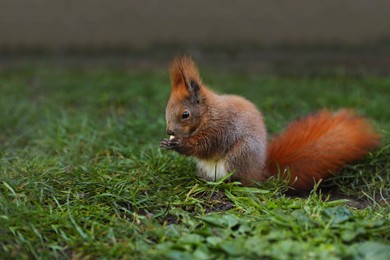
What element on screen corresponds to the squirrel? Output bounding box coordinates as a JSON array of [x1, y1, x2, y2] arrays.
[[160, 56, 381, 190]]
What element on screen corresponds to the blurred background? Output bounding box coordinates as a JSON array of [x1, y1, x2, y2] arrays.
[[1, 0, 389, 74]]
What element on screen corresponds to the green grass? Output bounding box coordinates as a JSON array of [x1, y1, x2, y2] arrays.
[[0, 65, 389, 259]]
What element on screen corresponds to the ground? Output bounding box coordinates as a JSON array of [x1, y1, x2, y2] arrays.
[[0, 57, 389, 259]]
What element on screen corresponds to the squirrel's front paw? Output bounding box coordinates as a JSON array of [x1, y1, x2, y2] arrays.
[[160, 138, 170, 150], [160, 138, 183, 151]]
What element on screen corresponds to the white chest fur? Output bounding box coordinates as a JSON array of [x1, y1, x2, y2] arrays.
[[196, 159, 228, 181]]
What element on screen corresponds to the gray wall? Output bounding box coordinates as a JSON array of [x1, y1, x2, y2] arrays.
[[1, 0, 390, 50]]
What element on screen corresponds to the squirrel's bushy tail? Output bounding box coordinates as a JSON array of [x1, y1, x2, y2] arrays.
[[266, 110, 380, 190]]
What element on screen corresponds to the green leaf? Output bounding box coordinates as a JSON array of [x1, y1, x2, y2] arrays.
[[323, 206, 353, 224], [178, 234, 205, 245], [199, 214, 239, 228], [353, 241, 390, 260], [193, 244, 212, 260], [206, 236, 223, 247], [220, 239, 246, 256]]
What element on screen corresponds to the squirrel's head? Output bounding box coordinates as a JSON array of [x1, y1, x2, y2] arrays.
[[165, 56, 208, 139]]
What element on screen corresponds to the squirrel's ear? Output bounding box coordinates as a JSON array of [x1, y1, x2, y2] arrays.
[[170, 56, 203, 103]]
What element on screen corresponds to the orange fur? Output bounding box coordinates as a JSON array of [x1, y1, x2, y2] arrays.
[[169, 56, 213, 101], [170, 57, 201, 87], [267, 110, 381, 190]]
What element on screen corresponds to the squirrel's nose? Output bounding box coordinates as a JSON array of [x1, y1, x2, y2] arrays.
[[166, 129, 174, 136]]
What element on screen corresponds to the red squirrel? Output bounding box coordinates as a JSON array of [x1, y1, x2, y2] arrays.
[[160, 56, 381, 190]]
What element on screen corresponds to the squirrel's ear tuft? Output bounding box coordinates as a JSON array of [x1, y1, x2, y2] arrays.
[[170, 56, 202, 102]]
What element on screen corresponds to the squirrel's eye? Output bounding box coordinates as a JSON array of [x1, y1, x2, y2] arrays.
[[182, 111, 190, 119]]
